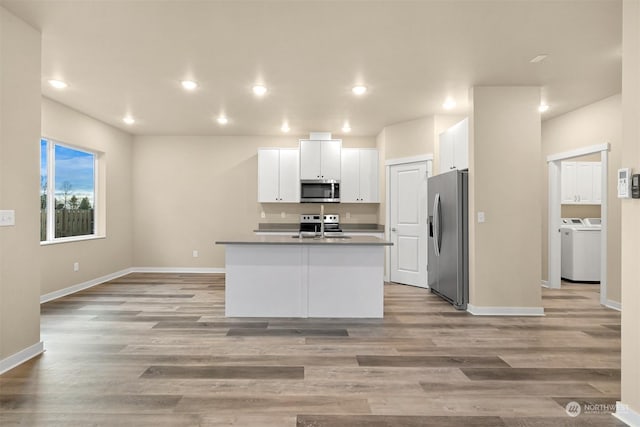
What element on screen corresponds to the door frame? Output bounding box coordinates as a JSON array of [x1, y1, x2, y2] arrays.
[[546, 143, 610, 306], [384, 154, 433, 282]]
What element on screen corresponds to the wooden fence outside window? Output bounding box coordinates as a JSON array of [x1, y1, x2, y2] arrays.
[[40, 209, 94, 240]]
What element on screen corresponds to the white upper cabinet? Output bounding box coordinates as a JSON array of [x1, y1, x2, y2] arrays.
[[340, 148, 379, 203], [438, 118, 469, 172], [561, 161, 602, 205], [592, 163, 602, 203], [561, 162, 577, 204], [300, 139, 341, 180], [258, 148, 299, 203]]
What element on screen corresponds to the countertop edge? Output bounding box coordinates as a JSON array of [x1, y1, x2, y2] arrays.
[[216, 240, 393, 246]]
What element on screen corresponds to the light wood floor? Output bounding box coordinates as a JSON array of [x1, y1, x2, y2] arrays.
[[0, 274, 625, 426]]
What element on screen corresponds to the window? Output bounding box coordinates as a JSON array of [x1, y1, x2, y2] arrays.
[[40, 138, 98, 242]]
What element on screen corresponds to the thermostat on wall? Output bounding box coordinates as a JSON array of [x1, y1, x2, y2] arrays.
[[618, 168, 632, 198]]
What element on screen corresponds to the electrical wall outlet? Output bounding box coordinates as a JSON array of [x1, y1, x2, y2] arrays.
[[280, 211, 286, 218], [0, 210, 15, 226], [192, 250, 199, 258], [477, 211, 485, 223], [261, 211, 266, 219], [73, 262, 79, 272]]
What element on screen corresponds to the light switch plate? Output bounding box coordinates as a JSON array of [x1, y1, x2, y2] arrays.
[[0, 210, 15, 226], [477, 211, 485, 223]]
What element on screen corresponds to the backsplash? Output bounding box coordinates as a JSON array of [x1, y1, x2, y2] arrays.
[[258, 203, 380, 224]]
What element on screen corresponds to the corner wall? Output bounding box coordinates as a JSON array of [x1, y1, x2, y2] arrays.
[[619, 0, 640, 420], [0, 7, 42, 362], [540, 94, 621, 304], [40, 98, 134, 296], [468, 86, 542, 311]]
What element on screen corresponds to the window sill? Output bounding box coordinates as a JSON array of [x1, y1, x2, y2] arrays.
[[40, 235, 106, 246]]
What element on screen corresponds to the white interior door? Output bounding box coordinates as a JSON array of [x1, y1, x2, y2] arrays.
[[389, 161, 428, 287]]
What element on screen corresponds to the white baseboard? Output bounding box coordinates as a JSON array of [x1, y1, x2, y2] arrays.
[[614, 401, 640, 427], [0, 341, 44, 375], [40, 268, 134, 303], [541, 280, 549, 288], [467, 304, 545, 316], [605, 300, 622, 311], [132, 267, 225, 274]]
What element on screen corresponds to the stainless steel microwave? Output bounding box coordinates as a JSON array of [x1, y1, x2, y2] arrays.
[[300, 180, 340, 203]]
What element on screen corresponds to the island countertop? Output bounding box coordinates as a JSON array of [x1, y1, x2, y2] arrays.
[[216, 235, 392, 246]]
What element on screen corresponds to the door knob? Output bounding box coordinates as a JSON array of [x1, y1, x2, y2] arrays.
[[391, 227, 397, 232]]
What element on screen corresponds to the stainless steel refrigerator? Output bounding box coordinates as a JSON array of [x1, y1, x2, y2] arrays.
[[427, 169, 469, 310]]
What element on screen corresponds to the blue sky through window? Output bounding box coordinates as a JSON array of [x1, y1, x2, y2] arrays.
[[41, 139, 95, 204]]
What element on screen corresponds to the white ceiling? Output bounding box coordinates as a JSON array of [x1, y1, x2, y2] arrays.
[[1, 0, 622, 137]]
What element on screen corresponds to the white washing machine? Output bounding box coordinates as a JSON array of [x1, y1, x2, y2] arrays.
[[584, 218, 601, 228], [560, 218, 585, 228], [560, 218, 601, 282]]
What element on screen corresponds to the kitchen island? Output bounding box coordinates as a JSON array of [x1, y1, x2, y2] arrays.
[[216, 235, 392, 318]]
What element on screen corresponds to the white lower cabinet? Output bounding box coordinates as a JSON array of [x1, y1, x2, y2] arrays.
[[258, 148, 299, 203], [561, 161, 602, 205], [340, 148, 379, 202]]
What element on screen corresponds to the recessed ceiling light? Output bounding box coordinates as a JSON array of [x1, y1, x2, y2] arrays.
[[123, 116, 135, 125], [253, 85, 267, 96], [530, 54, 548, 63], [217, 115, 228, 125], [538, 104, 550, 113], [48, 79, 68, 89], [281, 123, 290, 133], [342, 123, 351, 133], [352, 85, 367, 95], [181, 80, 198, 91], [442, 98, 457, 110]]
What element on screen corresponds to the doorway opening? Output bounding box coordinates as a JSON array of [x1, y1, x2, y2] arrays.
[[547, 143, 609, 306]]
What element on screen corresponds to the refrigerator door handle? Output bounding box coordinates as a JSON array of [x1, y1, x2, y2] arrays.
[[433, 193, 441, 256]]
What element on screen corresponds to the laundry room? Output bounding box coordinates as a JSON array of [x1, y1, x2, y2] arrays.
[[560, 153, 603, 283], [541, 93, 621, 309]]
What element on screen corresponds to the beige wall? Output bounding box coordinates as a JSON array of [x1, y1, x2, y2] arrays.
[[40, 98, 134, 296], [621, 0, 640, 417], [382, 116, 434, 161], [540, 94, 621, 303], [560, 204, 602, 219], [131, 135, 377, 268], [0, 7, 41, 360], [469, 87, 542, 309]]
